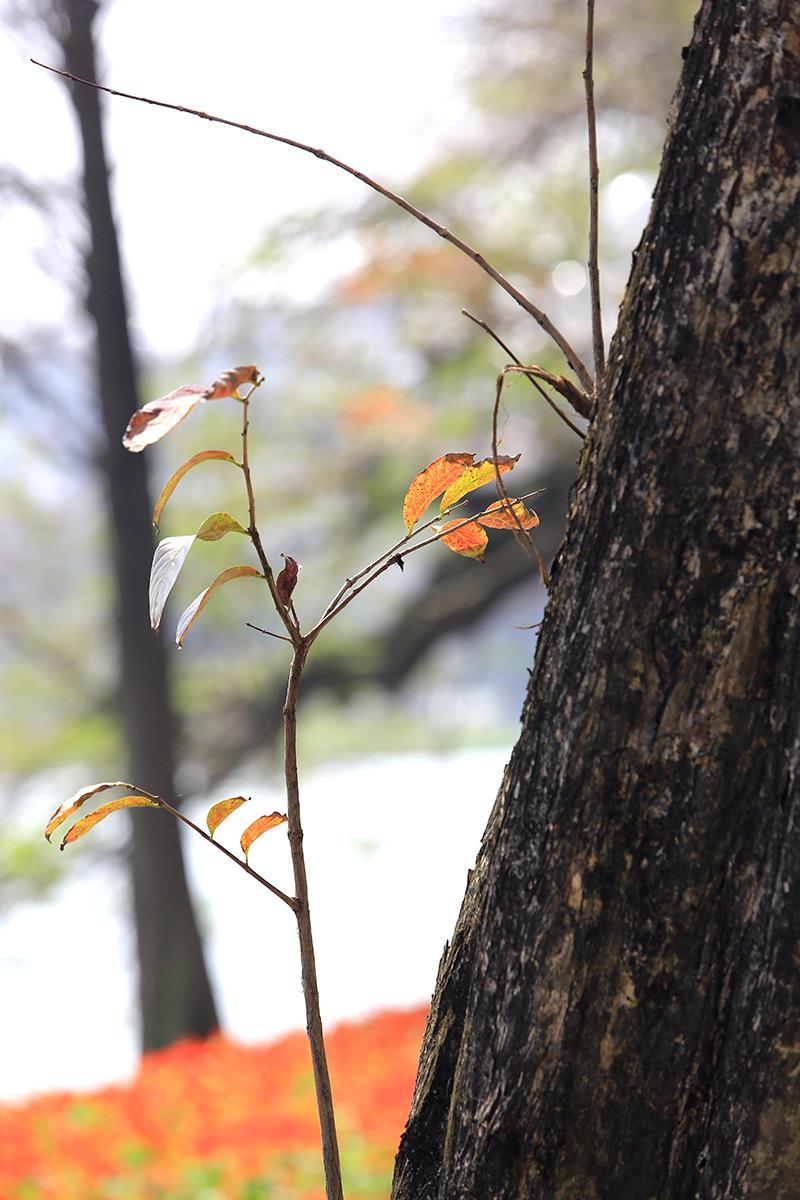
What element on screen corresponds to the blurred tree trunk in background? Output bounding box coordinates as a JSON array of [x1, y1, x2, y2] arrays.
[[57, 0, 219, 1050], [393, 1, 800, 1195]]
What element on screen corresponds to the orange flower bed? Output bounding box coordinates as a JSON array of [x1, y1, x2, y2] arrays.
[[0, 1006, 428, 1199]]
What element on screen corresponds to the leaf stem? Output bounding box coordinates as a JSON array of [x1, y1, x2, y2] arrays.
[[30, 58, 594, 394], [492, 370, 550, 586]]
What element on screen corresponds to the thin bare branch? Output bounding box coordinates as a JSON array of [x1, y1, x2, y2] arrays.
[[583, 0, 605, 385], [119, 784, 297, 910], [493, 369, 550, 586], [246, 622, 293, 643], [30, 58, 595, 393], [462, 309, 587, 438]]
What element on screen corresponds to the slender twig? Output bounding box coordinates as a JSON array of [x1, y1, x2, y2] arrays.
[[239, 383, 300, 644], [118, 783, 297, 909], [246, 622, 293, 643], [309, 490, 544, 640], [462, 310, 587, 439], [320, 498, 472, 619], [492, 369, 550, 586], [283, 643, 344, 1200], [583, 0, 605, 386], [30, 58, 594, 395]]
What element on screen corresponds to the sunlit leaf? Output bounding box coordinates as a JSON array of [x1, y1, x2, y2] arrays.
[[206, 795, 249, 838], [205, 366, 260, 401], [122, 385, 207, 452], [149, 514, 247, 631], [176, 565, 263, 647], [44, 780, 128, 843], [439, 455, 520, 512], [240, 812, 287, 862], [60, 796, 159, 849], [436, 519, 489, 561], [153, 451, 240, 528], [276, 555, 301, 607], [402, 453, 474, 534], [476, 499, 540, 530]]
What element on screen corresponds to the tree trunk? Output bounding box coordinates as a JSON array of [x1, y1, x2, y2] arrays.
[[393, 2, 800, 1197], [58, 0, 219, 1050]]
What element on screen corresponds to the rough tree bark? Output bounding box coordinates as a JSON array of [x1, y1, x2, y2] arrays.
[[58, 0, 219, 1050], [393, 2, 800, 1197]]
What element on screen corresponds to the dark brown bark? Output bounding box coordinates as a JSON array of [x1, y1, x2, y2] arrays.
[[393, 2, 800, 1197], [58, 0, 218, 1050]]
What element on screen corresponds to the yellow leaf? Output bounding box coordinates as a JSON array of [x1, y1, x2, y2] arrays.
[[402, 453, 474, 534], [61, 797, 159, 849], [44, 780, 129, 843], [439, 455, 520, 512], [476, 499, 539, 530], [153, 451, 240, 528], [206, 795, 249, 838], [436, 520, 489, 561], [176, 565, 263, 647], [241, 813, 287, 863], [149, 514, 247, 631]]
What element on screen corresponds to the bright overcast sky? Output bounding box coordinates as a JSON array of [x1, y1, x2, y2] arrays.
[[5, 0, 472, 358]]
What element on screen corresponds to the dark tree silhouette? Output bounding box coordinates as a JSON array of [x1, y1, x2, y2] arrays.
[[393, 1, 800, 1195], [56, 0, 218, 1050]]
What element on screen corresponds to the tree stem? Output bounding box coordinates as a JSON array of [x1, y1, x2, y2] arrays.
[[284, 642, 344, 1200]]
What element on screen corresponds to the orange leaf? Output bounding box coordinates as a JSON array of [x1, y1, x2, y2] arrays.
[[122, 385, 207, 452], [436, 519, 489, 561], [476, 499, 540, 530], [240, 812, 287, 862], [439, 455, 520, 512], [402, 453, 474, 534], [153, 451, 241, 528], [60, 796, 159, 849], [206, 795, 249, 838], [276, 555, 301, 607], [44, 780, 129, 843], [176, 565, 263, 647], [204, 366, 260, 401]]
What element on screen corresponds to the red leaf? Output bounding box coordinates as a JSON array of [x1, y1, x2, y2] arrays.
[[439, 455, 520, 512], [436, 519, 489, 561], [122, 385, 207, 452], [276, 555, 301, 607], [476, 499, 539, 530], [204, 366, 260, 401], [402, 453, 475, 534], [241, 812, 287, 863]]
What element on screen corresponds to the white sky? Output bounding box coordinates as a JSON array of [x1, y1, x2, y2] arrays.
[[5, 0, 472, 357]]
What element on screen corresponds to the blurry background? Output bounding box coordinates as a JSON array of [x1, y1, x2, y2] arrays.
[[1, 0, 693, 1102]]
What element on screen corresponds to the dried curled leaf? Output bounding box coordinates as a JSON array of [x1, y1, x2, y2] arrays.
[[402, 453, 474, 534], [176, 565, 263, 647], [439, 455, 521, 512], [241, 812, 287, 863], [205, 366, 260, 401], [436, 519, 489, 561], [60, 796, 159, 849], [153, 450, 240, 528], [45, 780, 128, 843], [476, 499, 540, 530], [276, 555, 301, 607], [206, 795, 248, 838], [123, 385, 207, 452], [149, 513, 247, 631]]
